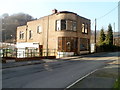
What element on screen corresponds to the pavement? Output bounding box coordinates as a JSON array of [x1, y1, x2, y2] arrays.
[[2, 60, 45, 69]]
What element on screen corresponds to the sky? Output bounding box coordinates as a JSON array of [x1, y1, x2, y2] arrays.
[[0, 0, 119, 32]]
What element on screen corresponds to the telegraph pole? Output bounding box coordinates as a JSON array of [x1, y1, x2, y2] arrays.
[[95, 18, 97, 44], [113, 22, 115, 45], [95, 18, 97, 52]]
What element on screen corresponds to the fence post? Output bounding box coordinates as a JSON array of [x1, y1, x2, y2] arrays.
[[31, 50, 32, 57], [59, 52, 60, 58], [3, 49, 5, 58], [54, 49, 55, 56], [6, 49, 8, 57], [23, 51, 24, 57], [16, 48, 17, 58]]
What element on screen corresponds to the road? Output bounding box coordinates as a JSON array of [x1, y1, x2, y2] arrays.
[[2, 52, 119, 88]]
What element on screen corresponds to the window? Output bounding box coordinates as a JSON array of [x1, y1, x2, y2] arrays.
[[61, 20, 66, 30], [58, 37, 62, 51], [85, 24, 88, 34], [56, 20, 77, 31], [37, 26, 42, 33], [19, 31, 24, 39], [82, 23, 85, 33], [73, 21, 77, 31], [80, 38, 90, 51], [66, 20, 73, 30], [82, 23, 88, 34], [29, 30, 33, 39], [56, 20, 61, 31], [58, 37, 78, 52]]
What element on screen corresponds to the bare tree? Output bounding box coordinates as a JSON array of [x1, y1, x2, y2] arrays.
[[1, 13, 35, 43]]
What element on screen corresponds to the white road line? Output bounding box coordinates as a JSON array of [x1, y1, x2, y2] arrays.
[[65, 69, 98, 89]]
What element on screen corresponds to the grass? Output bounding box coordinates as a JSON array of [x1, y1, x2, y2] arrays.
[[113, 76, 120, 90]]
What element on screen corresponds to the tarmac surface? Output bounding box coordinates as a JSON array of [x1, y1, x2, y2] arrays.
[[1, 52, 120, 88]]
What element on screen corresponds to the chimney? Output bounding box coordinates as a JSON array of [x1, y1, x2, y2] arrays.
[[52, 9, 58, 14]]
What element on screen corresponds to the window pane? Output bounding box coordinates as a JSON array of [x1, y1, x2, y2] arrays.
[[22, 32, 24, 39], [37, 26, 42, 33], [82, 23, 85, 33], [73, 21, 77, 31], [80, 38, 88, 51], [61, 20, 66, 30], [19, 31, 22, 39], [56, 20, 61, 31], [58, 37, 62, 51], [66, 20, 72, 30], [29, 30, 33, 39], [85, 24, 88, 33]]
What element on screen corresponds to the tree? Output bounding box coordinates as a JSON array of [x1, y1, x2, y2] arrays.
[[105, 24, 113, 45], [1, 13, 35, 43], [99, 28, 106, 45]]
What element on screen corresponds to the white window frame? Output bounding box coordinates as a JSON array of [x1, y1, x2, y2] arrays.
[[19, 31, 24, 39], [37, 25, 42, 33], [56, 20, 61, 31]]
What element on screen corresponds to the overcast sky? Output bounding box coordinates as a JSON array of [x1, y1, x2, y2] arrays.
[[0, 0, 119, 31]]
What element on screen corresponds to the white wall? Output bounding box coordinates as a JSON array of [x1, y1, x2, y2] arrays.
[[16, 42, 39, 58], [57, 52, 74, 58]]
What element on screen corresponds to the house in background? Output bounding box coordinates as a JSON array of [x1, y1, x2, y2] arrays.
[[113, 35, 120, 47], [16, 9, 91, 58]]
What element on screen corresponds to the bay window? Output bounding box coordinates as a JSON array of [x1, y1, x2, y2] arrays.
[[56, 19, 77, 31]]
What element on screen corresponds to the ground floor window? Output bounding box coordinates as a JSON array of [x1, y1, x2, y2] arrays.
[[80, 38, 90, 51], [58, 37, 78, 52]]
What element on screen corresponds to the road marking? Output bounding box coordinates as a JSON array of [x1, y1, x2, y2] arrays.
[[65, 69, 98, 89]]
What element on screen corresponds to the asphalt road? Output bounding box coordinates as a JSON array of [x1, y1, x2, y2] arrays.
[[2, 52, 119, 88]]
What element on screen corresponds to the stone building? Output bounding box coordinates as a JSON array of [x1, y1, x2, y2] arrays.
[[113, 35, 120, 47], [16, 9, 91, 58]]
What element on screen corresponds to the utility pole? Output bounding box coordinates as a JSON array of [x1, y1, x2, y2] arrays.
[[95, 18, 97, 44], [95, 18, 97, 52], [113, 22, 115, 45]]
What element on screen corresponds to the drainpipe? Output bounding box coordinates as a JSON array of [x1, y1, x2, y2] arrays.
[[26, 25, 28, 42], [46, 16, 49, 57]]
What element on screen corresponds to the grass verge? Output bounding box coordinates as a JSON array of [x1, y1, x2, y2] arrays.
[[113, 76, 120, 90]]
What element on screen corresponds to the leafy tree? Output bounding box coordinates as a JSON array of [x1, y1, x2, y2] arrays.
[[99, 28, 106, 45], [105, 24, 113, 45]]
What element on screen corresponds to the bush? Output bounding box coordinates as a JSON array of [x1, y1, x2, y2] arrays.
[[96, 44, 120, 52]]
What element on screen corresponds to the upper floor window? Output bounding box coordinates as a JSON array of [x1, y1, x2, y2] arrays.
[[29, 30, 33, 39], [73, 21, 77, 31], [82, 23, 85, 33], [56, 19, 77, 31], [19, 31, 24, 39], [37, 25, 42, 33], [85, 24, 88, 34], [56, 20, 61, 31], [66, 20, 73, 30], [61, 20, 66, 30], [82, 23, 88, 34]]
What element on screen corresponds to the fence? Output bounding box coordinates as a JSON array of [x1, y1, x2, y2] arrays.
[[1, 48, 92, 59], [1, 48, 57, 58]]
